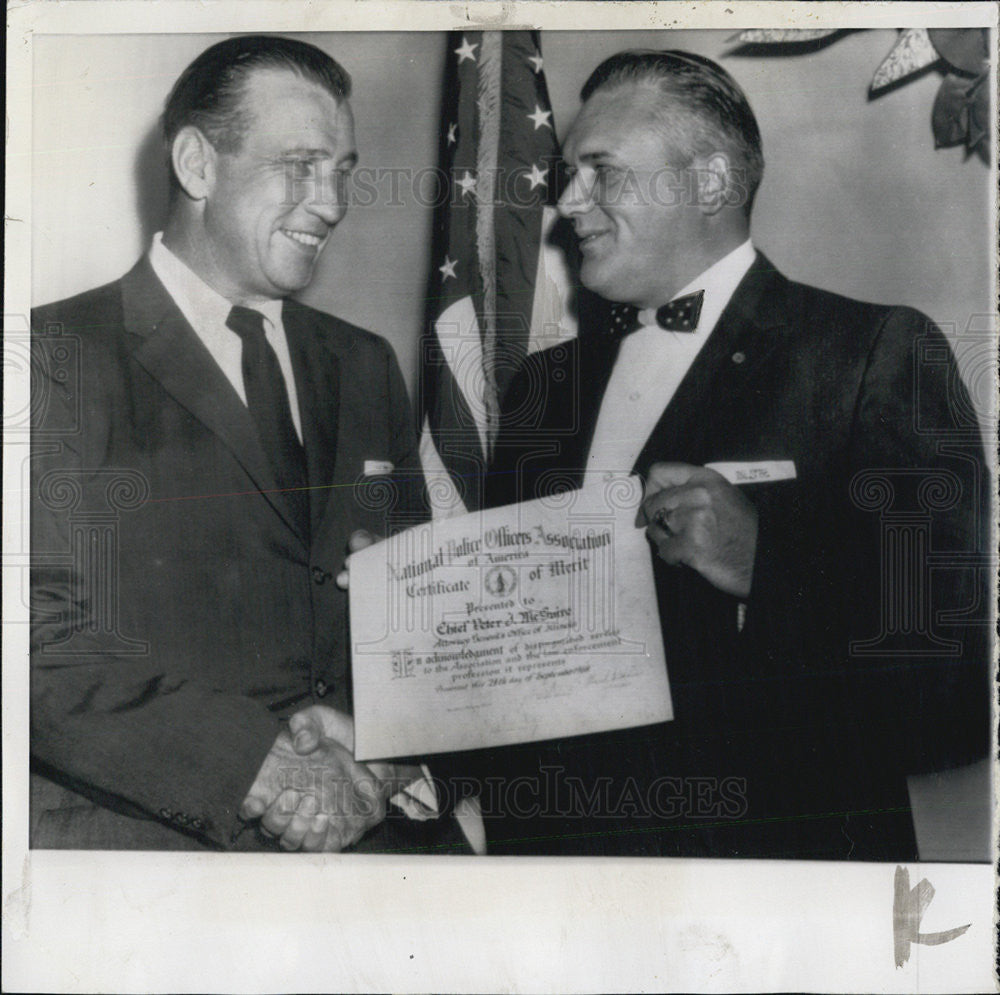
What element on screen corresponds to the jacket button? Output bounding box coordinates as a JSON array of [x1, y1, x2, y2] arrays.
[[312, 566, 332, 585], [315, 679, 329, 698], [732, 351, 746, 364]]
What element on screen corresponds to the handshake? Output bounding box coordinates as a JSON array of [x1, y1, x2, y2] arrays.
[[237, 530, 427, 852], [239, 703, 428, 852]]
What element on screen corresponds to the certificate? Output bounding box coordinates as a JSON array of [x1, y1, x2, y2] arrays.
[[350, 477, 671, 760]]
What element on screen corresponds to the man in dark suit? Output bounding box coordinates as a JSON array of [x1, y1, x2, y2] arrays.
[[30, 35, 460, 853], [481, 50, 990, 859]]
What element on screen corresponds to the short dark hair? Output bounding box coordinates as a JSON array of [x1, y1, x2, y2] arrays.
[[581, 50, 764, 215], [161, 34, 351, 180]]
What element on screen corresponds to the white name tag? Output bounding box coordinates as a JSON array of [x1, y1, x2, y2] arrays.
[[705, 460, 797, 485], [363, 460, 394, 476]]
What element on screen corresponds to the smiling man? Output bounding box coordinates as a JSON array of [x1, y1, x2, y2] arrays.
[[30, 35, 459, 853], [483, 50, 990, 859]]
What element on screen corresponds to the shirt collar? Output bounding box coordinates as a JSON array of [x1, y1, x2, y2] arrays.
[[149, 232, 285, 331], [636, 239, 756, 329]]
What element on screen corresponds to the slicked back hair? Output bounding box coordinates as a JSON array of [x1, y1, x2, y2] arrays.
[[581, 49, 764, 215], [161, 34, 352, 191]]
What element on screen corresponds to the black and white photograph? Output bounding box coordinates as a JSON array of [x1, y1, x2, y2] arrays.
[[4, 2, 997, 991]]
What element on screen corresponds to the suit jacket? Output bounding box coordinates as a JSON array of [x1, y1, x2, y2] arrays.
[[478, 254, 990, 859], [29, 257, 441, 851]]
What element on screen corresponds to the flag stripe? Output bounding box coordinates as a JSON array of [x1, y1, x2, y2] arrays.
[[475, 32, 503, 455]]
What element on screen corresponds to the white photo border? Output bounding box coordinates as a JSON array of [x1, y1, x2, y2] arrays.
[[4, 3, 997, 992]]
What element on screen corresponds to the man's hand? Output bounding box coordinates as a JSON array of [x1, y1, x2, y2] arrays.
[[288, 704, 427, 798], [240, 705, 393, 852], [639, 462, 758, 598], [335, 529, 377, 590]]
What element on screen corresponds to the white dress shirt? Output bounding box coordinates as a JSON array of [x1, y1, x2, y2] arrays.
[[583, 239, 757, 485], [148, 233, 303, 442]]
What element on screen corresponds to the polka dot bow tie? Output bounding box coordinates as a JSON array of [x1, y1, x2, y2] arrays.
[[609, 290, 705, 337]]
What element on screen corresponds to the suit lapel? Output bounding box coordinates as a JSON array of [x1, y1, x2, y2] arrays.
[[283, 300, 341, 536], [577, 330, 623, 463], [633, 253, 792, 473], [551, 299, 623, 487], [120, 258, 309, 544]]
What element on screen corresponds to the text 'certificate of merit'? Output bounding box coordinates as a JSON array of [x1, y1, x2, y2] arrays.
[[349, 478, 672, 761]]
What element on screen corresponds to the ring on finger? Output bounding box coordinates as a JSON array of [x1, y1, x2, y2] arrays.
[[653, 507, 673, 536]]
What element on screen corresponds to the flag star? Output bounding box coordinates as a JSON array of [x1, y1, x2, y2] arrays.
[[455, 171, 477, 198], [455, 36, 479, 63], [446, 122, 458, 145], [439, 256, 458, 280], [527, 52, 544, 74], [525, 162, 548, 190], [527, 104, 553, 131]]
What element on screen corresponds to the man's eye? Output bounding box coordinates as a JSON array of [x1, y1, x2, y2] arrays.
[[329, 167, 354, 191], [286, 159, 315, 179], [593, 165, 627, 195]]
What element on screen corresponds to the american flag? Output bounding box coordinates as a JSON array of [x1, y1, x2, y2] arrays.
[[419, 30, 575, 515]]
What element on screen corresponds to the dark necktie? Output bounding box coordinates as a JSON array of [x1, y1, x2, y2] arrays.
[[226, 305, 310, 539], [609, 290, 705, 338]]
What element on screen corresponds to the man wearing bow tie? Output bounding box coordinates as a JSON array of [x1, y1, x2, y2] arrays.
[[30, 35, 463, 853], [482, 50, 989, 858]]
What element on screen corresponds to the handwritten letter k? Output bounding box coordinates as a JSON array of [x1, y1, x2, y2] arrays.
[[893, 865, 971, 968]]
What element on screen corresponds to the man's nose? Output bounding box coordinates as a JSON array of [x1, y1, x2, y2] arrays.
[[304, 196, 345, 226], [302, 174, 348, 225], [557, 171, 593, 219]]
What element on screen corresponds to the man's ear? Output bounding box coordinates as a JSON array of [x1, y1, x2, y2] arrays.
[[170, 125, 216, 201], [693, 152, 733, 216]]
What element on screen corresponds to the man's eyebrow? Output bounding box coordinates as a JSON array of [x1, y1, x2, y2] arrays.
[[279, 147, 332, 159], [279, 147, 358, 166]]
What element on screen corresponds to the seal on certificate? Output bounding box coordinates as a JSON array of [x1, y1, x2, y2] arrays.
[[484, 565, 517, 597]]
